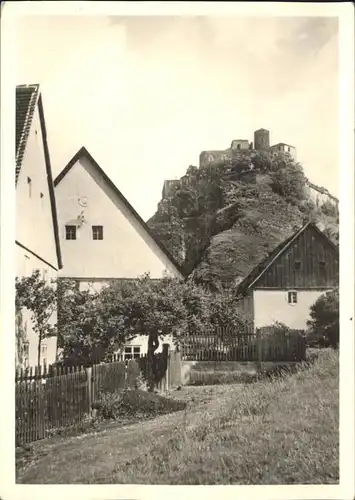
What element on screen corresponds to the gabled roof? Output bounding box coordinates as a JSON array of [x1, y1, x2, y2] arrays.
[[16, 84, 40, 184], [54, 147, 186, 278], [236, 221, 338, 296], [16, 84, 63, 269]]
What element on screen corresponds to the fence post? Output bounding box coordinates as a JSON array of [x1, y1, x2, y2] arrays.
[[86, 366, 93, 415], [256, 328, 262, 372], [162, 343, 170, 392]]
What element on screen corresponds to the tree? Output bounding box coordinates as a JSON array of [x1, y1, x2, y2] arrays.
[[15, 269, 57, 367], [307, 288, 339, 347], [98, 273, 188, 390], [56, 279, 137, 366], [269, 160, 306, 205]]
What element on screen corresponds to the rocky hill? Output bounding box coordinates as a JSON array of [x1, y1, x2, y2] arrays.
[[147, 149, 339, 289]]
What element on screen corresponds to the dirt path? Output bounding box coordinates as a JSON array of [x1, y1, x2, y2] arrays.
[[17, 384, 244, 484]]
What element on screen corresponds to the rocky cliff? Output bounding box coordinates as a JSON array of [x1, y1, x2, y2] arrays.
[[147, 149, 338, 289]]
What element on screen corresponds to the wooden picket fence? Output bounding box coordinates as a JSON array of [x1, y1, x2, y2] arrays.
[[15, 358, 143, 446], [180, 326, 306, 362]]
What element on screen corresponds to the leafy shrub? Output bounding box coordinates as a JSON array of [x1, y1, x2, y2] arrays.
[[269, 162, 307, 205], [320, 200, 339, 218], [307, 288, 339, 348], [95, 389, 186, 421]]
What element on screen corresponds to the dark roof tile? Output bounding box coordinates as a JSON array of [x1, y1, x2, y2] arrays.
[[16, 84, 40, 184]]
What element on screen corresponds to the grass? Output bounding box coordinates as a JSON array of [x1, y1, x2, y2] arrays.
[[16, 348, 339, 485]]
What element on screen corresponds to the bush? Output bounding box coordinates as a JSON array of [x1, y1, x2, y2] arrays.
[[307, 288, 339, 348], [94, 389, 186, 421], [269, 162, 306, 205]]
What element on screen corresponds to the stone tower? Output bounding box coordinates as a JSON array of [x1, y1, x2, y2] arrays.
[[254, 129, 270, 150]]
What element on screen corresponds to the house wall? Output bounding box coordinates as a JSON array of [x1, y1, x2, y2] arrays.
[[231, 140, 249, 151], [15, 102, 59, 369], [253, 288, 331, 330], [15, 105, 58, 268], [55, 156, 183, 280], [199, 149, 230, 168], [305, 182, 339, 209], [16, 244, 58, 368], [270, 144, 297, 160]]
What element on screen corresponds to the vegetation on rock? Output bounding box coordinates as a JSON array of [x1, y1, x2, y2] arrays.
[[148, 150, 339, 289]]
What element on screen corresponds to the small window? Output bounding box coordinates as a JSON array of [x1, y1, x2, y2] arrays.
[[41, 344, 47, 356], [319, 260, 326, 267], [124, 347, 133, 360], [287, 291, 298, 305], [294, 261, 301, 271], [288, 146, 291, 152], [124, 346, 141, 360], [65, 225, 76, 240], [27, 177, 32, 197], [92, 225, 103, 240], [23, 342, 29, 356]]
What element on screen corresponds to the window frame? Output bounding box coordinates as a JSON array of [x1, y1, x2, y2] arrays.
[[65, 225, 77, 240], [92, 225, 104, 240], [287, 290, 298, 306], [123, 345, 141, 360]]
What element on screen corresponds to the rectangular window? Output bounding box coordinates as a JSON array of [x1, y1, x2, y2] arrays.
[[65, 225, 76, 240], [41, 344, 47, 356], [124, 346, 141, 360], [27, 177, 32, 197], [23, 341, 29, 356], [287, 291, 298, 305], [92, 225, 103, 240], [294, 261, 301, 271]]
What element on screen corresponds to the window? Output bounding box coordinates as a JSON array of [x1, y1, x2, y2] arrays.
[[319, 260, 326, 279], [287, 291, 298, 305], [294, 261, 301, 271], [22, 341, 29, 367], [41, 344, 47, 367], [288, 146, 291, 152], [23, 342, 29, 356], [124, 346, 141, 360], [27, 177, 32, 197], [65, 225, 76, 240], [92, 225, 103, 240]]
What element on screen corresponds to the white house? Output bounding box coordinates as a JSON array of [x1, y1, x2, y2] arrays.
[[16, 84, 62, 369], [270, 142, 297, 160], [54, 146, 185, 358], [236, 221, 339, 332]]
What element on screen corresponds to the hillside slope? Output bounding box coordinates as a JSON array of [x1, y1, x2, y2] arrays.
[[148, 150, 339, 289]]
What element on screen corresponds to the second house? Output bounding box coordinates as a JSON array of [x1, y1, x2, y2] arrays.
[[54, 147, 185, 359]]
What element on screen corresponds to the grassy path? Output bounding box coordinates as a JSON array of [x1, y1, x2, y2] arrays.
[[16, 350, 339, 485]]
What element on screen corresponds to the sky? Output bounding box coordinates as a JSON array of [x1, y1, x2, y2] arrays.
[[14, 15, 339, 220]]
